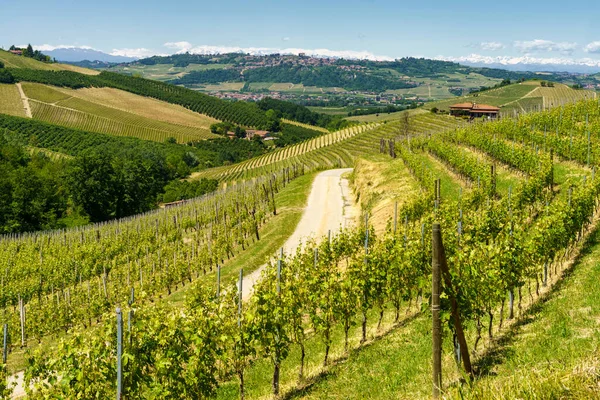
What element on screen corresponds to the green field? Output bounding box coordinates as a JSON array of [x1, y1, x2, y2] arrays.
[[108, 63, 231, 81], [0, 83, 26, 117]]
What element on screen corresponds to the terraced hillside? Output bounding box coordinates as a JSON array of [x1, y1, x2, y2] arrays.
[[19, 82, 218, 143], [192, 111, 462, 182]]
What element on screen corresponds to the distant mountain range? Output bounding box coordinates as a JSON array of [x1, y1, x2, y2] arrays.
[[44, 47, 137, 63]]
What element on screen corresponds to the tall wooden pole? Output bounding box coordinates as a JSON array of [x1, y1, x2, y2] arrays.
[[432, 224, 442, 398]]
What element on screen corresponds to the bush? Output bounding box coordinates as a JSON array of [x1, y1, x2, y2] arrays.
[[0, 69, 14, 84]]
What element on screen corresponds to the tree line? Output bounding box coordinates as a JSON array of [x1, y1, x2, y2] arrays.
[[169, 64, 418, 92], [0, 115, 274, 232]]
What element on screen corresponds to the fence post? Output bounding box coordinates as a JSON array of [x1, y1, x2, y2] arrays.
[[238, 269, 243, 327], [19, 297, 25, 348], [2, 324, 7, 364], [116, 308, 123, 400], [432, 224, 442, 398]]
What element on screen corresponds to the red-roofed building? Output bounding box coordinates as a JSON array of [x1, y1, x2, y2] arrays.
[[450, 102, 500, 119], [9, 50, 22, 55]]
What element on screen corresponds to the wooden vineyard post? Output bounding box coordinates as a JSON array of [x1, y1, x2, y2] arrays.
[[393, 202, 398, 235], [550, 149, 554, 189], [491, 164, 496, 197], [2, 324, 7, 364], [116, 308, 123, 400], [238, 269, 243, 327], [216, 264, 221, 299], [436, 226, 473, 379], [19, 297, 25, 348], [432, 224, 442, 398]]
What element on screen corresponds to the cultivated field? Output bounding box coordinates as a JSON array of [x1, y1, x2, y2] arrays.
[[108, 63, 231, 81], [0, 83, 26, 117], [21, 82, 218, 143]]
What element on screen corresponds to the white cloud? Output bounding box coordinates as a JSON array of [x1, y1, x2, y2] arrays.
[[164, 41, 193, 53], [479, 41, 505, 51], [436, 53, 600, 68], [182, 44, 393, 61], [514, 39, 578, 55], [584, 41, 600, 54], [109, 48, 163, 58]]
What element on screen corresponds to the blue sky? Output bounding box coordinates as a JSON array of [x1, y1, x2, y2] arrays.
[[3, 0, 600, 68]]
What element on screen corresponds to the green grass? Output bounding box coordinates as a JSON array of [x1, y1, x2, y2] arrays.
[[417, 151, 465, 200], [0, 84, 26, 117]]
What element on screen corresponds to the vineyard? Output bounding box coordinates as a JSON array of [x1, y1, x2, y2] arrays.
[[8, 69, 270, 128], [6, 98, 598, 399], [0, 65, 599, 398], [20, 82, 217, 143], [192, 112, 462, 182], [0, 84, 25, 118]]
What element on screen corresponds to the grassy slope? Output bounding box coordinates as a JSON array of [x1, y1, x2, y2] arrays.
[[351, 154, 420, 233], [21, 82, 217, 143], [0, 49, 99, 75], [0, 83, 26, 117]]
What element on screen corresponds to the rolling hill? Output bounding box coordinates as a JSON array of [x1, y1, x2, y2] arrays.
[[20, 82, 218, 143], [0, 49, 99, 75]]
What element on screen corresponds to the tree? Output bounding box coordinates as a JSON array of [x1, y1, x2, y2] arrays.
[[264, 109, 281, 132], [234, 126, 246, 139], [23, 44, 34, 58], [66, 151, 117, 222], [0, 69, 13, 84]]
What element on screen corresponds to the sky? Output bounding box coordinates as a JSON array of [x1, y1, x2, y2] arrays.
[[3, 0, 600, 69]]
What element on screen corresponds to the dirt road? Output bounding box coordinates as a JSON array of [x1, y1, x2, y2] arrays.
[[15, 83, 32, 118], [241, 168, 358, 300]]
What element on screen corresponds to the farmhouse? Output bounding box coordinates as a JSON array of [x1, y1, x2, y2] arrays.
[[9, 49, 22, 55], [450, 102, 500, 119]]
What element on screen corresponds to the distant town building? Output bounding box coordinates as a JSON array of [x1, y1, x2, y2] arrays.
[[450, 102, 500, 119]]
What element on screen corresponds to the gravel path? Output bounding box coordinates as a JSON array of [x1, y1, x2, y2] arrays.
[[241, 168, 358, 300]]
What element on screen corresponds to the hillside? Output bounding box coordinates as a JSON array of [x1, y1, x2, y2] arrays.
[[18, 82, 218, 143], [3, 96, 599, 399], [0, 49, 99, 75], [346, 81, 596, 122], [104, 54, 599, 113]]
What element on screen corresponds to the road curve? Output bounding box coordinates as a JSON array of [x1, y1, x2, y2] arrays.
[[241, 168, 357, 300]]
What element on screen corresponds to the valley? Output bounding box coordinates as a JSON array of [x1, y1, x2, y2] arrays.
[[1, 34, 600, 400]]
